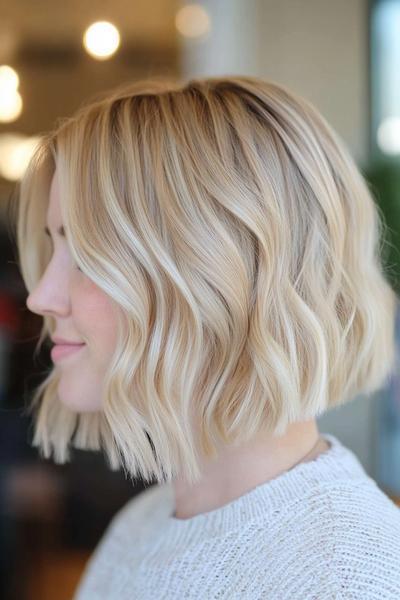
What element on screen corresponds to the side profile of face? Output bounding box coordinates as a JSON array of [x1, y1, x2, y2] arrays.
[[26, 169, 119, 412]]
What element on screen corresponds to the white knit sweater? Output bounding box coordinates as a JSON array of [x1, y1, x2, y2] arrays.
[[73, 433, 400, 599]]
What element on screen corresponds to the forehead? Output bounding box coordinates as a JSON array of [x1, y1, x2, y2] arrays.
[[46, 169, 62, 227]]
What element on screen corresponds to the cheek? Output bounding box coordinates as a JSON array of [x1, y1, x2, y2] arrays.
[[73, 285, 119, 366], [57, 287, 121, 413]]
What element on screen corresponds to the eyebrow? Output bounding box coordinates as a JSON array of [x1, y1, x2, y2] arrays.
[[44, 225, 65, 237]]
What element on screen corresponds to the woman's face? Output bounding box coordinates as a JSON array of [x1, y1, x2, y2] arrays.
[[26, 169, 119, 412]]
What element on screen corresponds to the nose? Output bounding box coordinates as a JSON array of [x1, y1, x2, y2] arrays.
[[25, 261, 71, 318]]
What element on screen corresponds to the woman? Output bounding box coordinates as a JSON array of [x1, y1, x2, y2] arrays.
[[14, 76, 400, 598]]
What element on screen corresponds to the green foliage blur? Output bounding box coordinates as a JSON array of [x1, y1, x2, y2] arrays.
[[364, 158, 400, 299]]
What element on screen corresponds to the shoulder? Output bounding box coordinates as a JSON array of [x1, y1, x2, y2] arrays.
[[87, 483, 169, 562], [327, 479, 400, 597], [238, 478, 400, 598], [73, 483, 169, 599], [282, 477, 400, 598], [106, 482, 171, 540]]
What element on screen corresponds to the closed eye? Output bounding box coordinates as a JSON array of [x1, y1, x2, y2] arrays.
[[44, 225, 82, 273]]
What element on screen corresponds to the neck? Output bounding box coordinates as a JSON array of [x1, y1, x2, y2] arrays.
[[172, 419, 329, 520]]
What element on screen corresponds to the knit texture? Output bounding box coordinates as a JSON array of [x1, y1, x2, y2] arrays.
[[73, 433, 400, 599]]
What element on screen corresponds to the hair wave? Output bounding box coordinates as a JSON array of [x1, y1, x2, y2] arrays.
[[12, 75, 398, 485]]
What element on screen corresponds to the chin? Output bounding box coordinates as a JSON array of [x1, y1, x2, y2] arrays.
[[57, 385, 103, 413], [56, 370, 104, 413], [58, 396, 100, 413]]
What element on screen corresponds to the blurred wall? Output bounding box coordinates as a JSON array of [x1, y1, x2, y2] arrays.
[[182, 0, 369, 166]]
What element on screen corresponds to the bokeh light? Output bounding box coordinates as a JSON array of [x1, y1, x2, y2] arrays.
[[83, 21, 121, 60], [377, 116, 400, 155], [175, 4, 211, 39], [0, 133, 41, 180], [0, 65, 22, 122]]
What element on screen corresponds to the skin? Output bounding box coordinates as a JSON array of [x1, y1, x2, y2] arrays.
[[26, 169, 120, 412], [26, 168, 331, 521], [173, 421, 330, 519]]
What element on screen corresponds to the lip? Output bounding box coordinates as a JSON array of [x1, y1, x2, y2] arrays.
[[51, 343, 85, 363]]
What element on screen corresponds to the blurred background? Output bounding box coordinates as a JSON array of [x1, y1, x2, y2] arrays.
[[0, 1, 399, 598]]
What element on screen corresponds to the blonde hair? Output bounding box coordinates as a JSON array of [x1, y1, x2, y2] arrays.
[[12, 75, 398, 485]]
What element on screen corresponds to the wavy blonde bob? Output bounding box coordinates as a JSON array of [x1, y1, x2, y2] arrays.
[[13, 75, 398, 485]]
